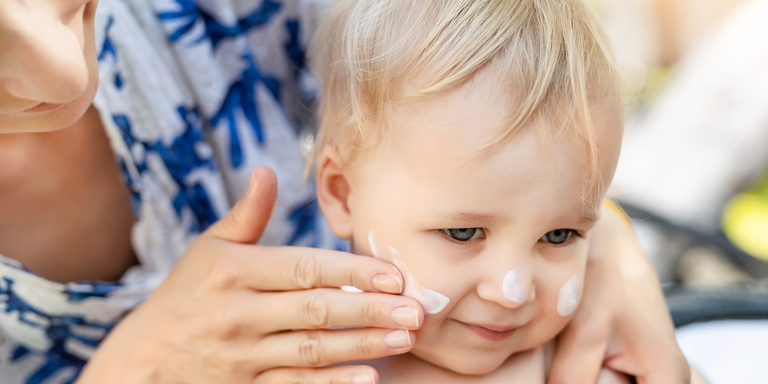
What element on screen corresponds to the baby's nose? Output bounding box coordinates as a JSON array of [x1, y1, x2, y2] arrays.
[[502, 270, 535, 304], [477, 265, 535, 309]]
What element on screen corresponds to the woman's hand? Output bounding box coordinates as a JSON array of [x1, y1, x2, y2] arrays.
[[547, 206, 691, 384], [77, 167, 424, 384]]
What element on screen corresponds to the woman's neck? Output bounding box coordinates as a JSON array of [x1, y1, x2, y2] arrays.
[[0, 105, 137, 283]]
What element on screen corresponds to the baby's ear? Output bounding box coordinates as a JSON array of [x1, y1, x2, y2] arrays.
[[316, 146, 354, 239]]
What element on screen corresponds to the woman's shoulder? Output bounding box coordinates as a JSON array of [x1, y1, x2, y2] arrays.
[[92, 0, 343, 254]]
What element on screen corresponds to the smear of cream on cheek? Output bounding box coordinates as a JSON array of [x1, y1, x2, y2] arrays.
[[368, 231, 450, 314], [557, 274, 582, 316], [502, 270, 528, 303]]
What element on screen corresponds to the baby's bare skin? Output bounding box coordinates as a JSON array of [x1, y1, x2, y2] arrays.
[[362, 343, 632, 384]]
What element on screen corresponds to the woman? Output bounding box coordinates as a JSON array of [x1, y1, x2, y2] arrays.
[[0, 0, 689, 383]]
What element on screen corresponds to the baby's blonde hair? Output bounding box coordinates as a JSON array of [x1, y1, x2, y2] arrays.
[[310, 0, 622, 193]]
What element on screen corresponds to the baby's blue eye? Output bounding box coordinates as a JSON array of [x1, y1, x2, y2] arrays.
[[540, 229, 573, 244], [443, 228, 484, 242]]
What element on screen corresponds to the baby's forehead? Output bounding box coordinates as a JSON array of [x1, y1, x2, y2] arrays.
[[353, 112, 608, 214], [389, 74, 616, 161]]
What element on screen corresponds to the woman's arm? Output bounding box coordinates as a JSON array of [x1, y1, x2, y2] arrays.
[[548, 203, 691, 384]]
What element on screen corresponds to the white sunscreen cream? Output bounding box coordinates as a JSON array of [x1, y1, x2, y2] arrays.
[[502, 270, 528, 303], [557, 274, 582, 316], [368, 231, 450, 314]]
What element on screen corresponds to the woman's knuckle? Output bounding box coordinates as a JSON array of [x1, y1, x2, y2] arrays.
[[216, 354, 246, 376], [355, 333, 379, 358], [207, 308, 241, 339], [349, 264, 368, 288], [298, 331, 325, 367], [294, 254, 319, 288], [360, 297, 380, 325], [206, 254, 241, 290], [300, 293, 331, 329]]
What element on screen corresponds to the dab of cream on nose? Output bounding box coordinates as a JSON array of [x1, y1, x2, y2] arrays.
[[502, 270, 528, 303], [557, 274, 582, 316], [368, 231, 450, 314]]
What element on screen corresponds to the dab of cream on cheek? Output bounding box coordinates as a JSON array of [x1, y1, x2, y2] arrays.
[[557, 275, 582, 316], [368, 231, 450, 314], [502, 270, 528, 303]]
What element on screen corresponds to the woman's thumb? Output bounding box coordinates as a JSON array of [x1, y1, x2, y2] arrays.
[[204, 166, 277, 244]]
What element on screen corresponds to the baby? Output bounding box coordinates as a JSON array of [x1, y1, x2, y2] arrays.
[[311, 0, 632, 382]]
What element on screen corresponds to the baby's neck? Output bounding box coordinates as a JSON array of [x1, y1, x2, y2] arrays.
[[368, 342, 554, 384]]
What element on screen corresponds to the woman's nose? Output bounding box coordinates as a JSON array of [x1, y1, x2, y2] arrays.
[[477, 264, 535, 309]]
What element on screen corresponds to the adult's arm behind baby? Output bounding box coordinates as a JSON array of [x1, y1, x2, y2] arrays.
[[548, 204, 691, 384]]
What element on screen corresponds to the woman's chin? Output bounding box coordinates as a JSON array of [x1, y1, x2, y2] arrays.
[[0, 92, 95, 134]]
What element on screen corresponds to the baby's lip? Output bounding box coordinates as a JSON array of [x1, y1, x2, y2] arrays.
[[454, 319, 524, 342], [457, 320, 521, 333]]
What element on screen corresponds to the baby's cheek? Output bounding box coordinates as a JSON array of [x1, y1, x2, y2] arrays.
[[556, 274, 582, 316], [519, 308, 573, 351], [524, 275, 583, 345]]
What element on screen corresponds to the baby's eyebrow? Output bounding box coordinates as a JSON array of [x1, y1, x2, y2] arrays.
[[429, 209, 601, 227], [429, 211, 498, 225], [576, 209, 601, 225]]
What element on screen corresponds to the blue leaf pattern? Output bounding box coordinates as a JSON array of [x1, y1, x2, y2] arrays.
[[1, 277, 116, 383], [209, 53, 281, 167], [158, 0, 282, 49], [113, 108, 219, 232]]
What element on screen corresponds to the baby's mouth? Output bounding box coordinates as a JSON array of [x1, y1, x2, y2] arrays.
[[454, 320, 520, 342]]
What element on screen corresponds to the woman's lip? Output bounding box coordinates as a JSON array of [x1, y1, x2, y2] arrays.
[[456, 320, 519, 342], [23, 103, 65, 113]]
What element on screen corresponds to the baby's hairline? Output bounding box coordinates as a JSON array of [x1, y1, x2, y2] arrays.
[[308, 0, 626, 200]]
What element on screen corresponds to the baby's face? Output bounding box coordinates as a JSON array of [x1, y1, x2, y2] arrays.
[[319, 69, 623, 374]]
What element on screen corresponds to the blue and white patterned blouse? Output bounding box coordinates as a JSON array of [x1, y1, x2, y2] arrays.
[[0, 1, 341, 383]]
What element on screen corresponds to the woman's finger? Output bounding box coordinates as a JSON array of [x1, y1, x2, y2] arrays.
[[547, 313, 609, 384], [203, 166, 277, 244], [251, 328, 415, 372], [603, 314, 689, 384], [236, 289, 423, 333], [204, 243, 404, 294], [254, 366, 379, 384]]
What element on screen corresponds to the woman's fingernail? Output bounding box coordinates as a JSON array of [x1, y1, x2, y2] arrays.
[[247, 171, 258, 195], [372, 274, 402, 293], [383, 329, 411, 348], [352, 373, 376, 384], [391, 306, 419, 328]]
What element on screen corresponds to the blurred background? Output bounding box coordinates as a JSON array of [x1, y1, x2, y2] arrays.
[[588, 0, 768, 382]]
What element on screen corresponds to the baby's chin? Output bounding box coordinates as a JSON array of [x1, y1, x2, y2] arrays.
[[409, 345, 511, 375]]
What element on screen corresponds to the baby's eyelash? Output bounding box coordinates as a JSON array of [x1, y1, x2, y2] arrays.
[[438, 228, 486, 244], [539, 229, 583, 245]]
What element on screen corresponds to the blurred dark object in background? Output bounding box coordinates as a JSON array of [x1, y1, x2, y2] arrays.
[[589, 1, 768, 382]]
